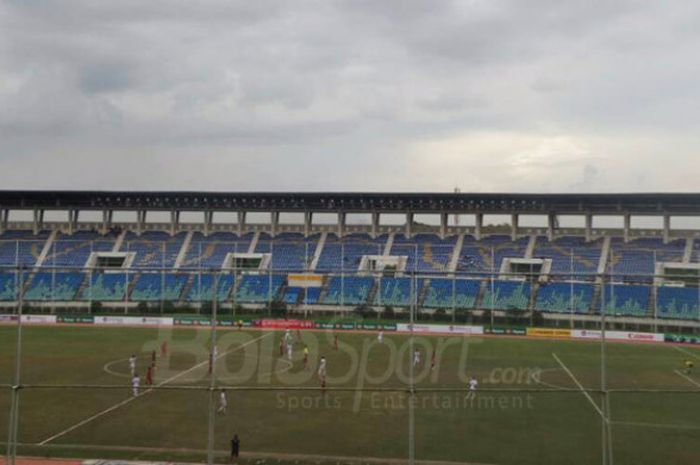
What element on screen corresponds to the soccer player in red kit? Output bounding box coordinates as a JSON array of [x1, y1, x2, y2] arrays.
[[334, 334, 338, 351], [151, 350, 157, 365], [430, 350, 436, 370], [279, 339, 285, 357], [146, 364, 154, 386]]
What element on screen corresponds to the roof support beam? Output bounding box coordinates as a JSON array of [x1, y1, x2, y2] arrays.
[[170, 210, 180, 237], [547, 213, 556, 242], [406, 212, 414, 239], [511, 213, 519, 241], [237, 211, 246, 236], [136, 210, 146, 236], [371, 211, 380, 239], [663, 214, 671, 244], [304, 211, 312, 238], [440, 213, 448, 239], [101, 209, 113, 235], [338, 212, 347, 238], [270, 211, 280, 237], [33, 208, 44, 235], [623, 213, 631, 243], [475, 213, 483, 241], [585, 213, 593, 242]]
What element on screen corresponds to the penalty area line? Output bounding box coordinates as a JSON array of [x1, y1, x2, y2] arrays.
[[673, 369, 700, 389], [671, 344, 700, 361], [38, 332, 271, 445], [552, 352, 604, 419]]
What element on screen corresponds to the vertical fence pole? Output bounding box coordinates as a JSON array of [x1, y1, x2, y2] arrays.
[[206, 272, 219, 465], [6, 265, 24, 465]]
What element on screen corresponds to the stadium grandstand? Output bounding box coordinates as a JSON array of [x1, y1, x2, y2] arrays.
[[0, 190, 699, 331]]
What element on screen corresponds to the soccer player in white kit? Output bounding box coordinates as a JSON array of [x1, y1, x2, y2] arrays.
[[286, 340, 293, 360], [318, 356, 327, 378], [413, 349, 421, 366], [131, 374, 140, 397], [128, 355, 137, 375], [218, 389, 228, 414], [469, 375, 478, 392], [377, 330, 384, 343]]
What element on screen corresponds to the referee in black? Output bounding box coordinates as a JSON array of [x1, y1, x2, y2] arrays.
[[230, 434, 240, 462]]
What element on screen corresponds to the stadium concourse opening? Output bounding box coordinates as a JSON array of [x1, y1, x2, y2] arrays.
[[1, 191, 700, 465]]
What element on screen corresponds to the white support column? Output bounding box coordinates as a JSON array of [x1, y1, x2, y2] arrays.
[[511, 213, 519, 241], [33, 208, 44, 235], [585, 213, 593, 242], [0, 208, 6, 234], [136, 210, 146, 236], [475, 213, 483, 241], [170, 210, 180, 237], [663, 214, 671, 244], [405, 212, 414, 239], [237, 211, 246, 236], [68, 209, 79, 235], [337, 212, 347, 238], [371, 211, 380, 239], [203, 210, 213, 237], [304, 211, 313, 238], [439, 213, 448, 239], [547, 213, 556, 242], [623, 213, 631, 243], [270, 211, 280, 237], [101, 209, 113, 235]]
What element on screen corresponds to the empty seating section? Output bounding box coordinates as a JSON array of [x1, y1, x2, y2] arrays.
[[533, 236, 602, 281], [603, 284, 650, 316], [656, 286, 700, 320], [0, 272, 17, 300], [0, 230, 49, 266], [607, 238, 684, 282], [375, 277, 422, 306], [456, 235, 528, 275], [235, 274, 284, 303], [81, 273, 132, 301], [283, 286, 321, 305], [182, 232, 253, 269], [535, 282, 594, 313], [187, 274, 235, 302], [481, 280, 531, 311], [322, 276, 374, 305], [315, 234, 386, 272], [122, 232, 186, 268], [423, 278, 481, 309], [131, 273, 189, 301], [47, 231, 116, 268], [24, 272, 84, 301], [255, 233, 319, 271], [391, 234, 455, 272]]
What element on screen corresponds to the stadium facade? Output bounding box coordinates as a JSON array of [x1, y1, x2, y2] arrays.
[[1, 190, 700, 331]]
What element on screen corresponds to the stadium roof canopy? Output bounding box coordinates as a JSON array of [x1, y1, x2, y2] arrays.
[[1, 190, 700, 215]]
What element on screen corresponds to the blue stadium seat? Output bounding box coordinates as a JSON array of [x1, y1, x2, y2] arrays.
[[130, 273, 189, 301], [186, 273, 235, 302], [322, 276, 374, 305], [481, 280, 531, 311], [235, 274, 284, 303], [255, 233, 319, 271], [390, 234, 456, 273], [456, 235, 529, 275], [535, 282, 593, 313], [121, 231, 187, 268], [24, 272, 84, 301], [423, 278, 481, 309], [80, 273, 132, 301], [374, 277, 422, 306], [533, 236, 602, 281], [656, 286, 700, 320], [182, 232, 253, 269], [602, 283, 650, 316], [0, 272, 18, 301], [316, 234, 386, 272], [46, 231, 116, 268]]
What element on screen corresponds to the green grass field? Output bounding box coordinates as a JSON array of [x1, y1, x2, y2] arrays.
[[1, 325, 699, 465]]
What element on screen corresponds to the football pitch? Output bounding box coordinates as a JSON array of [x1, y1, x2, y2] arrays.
[[1, 324, 699, 465]]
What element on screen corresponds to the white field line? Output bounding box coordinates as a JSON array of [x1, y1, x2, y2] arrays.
[[38, 332, 271, 445], [672, 344, 700, 361], [613, 420, 700, 431], [552, 353, 604, 419], [673, 369, 700, 389]]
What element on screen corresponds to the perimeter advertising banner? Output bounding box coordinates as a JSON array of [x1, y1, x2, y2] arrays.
[[572, 329, 663, 342], [58, 315, 94, 324], [485, 327, 527, 336], [93, 316, 174, 326], [665, 333, 700, 345], [526, 328, 572, 338], [174, 317, 254, 327], [396, 323, 484, 335], [256, 319, 315, 329], [20, 314, 57, 324]]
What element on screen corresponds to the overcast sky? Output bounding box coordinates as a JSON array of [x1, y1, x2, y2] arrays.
[[0, 1, 698, 193]]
